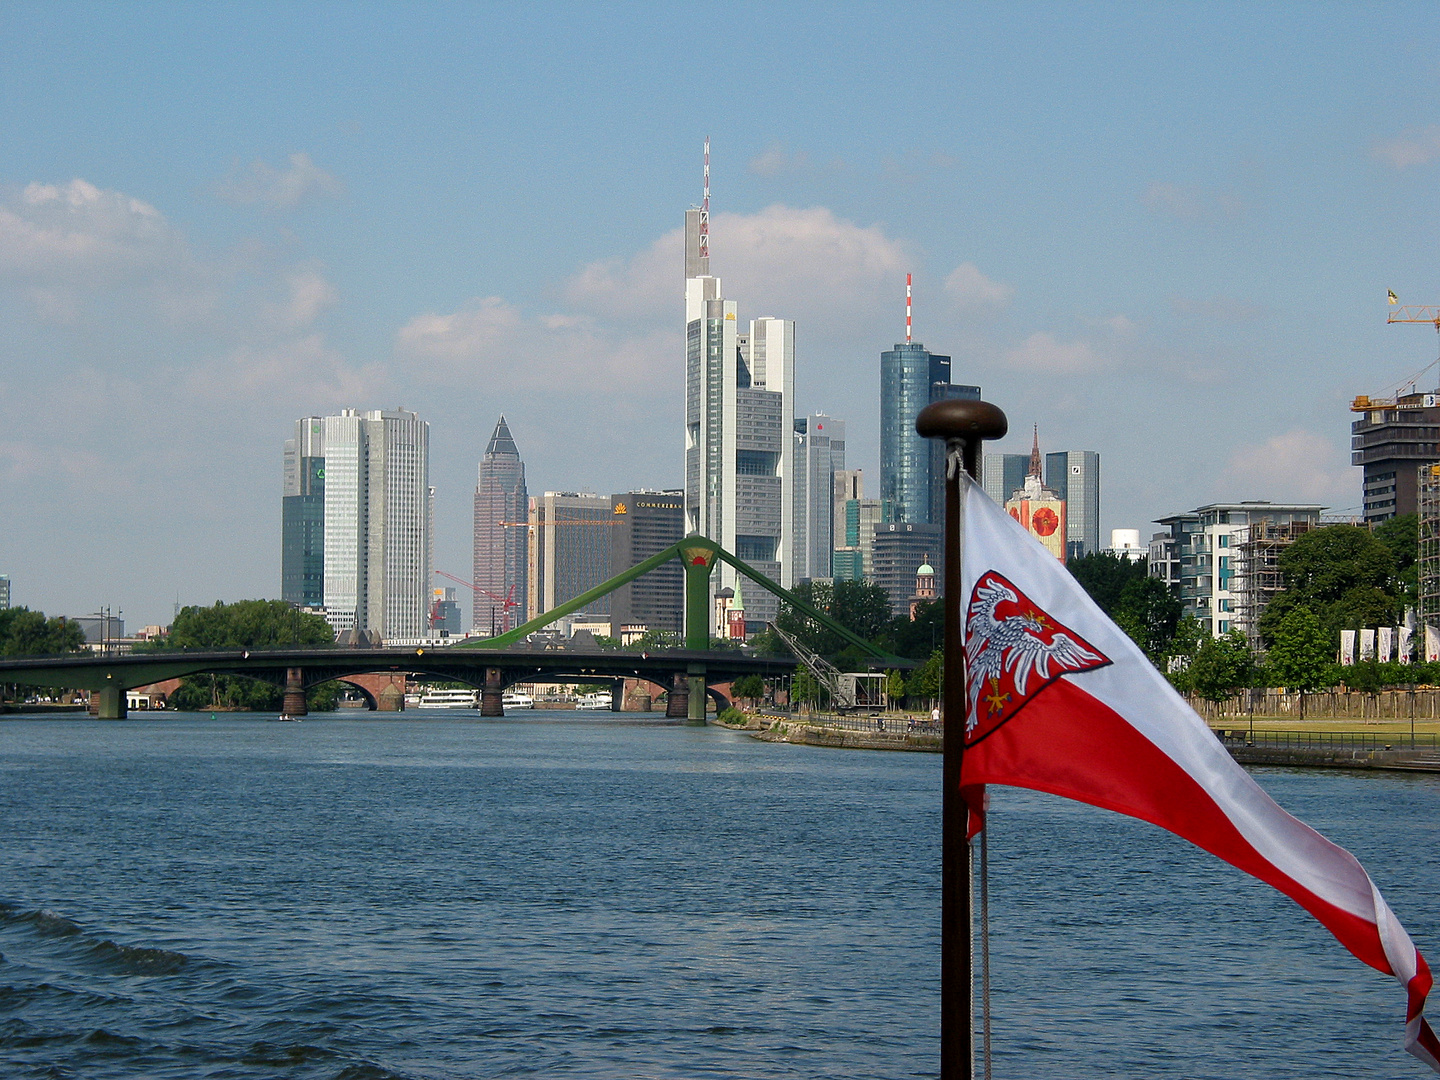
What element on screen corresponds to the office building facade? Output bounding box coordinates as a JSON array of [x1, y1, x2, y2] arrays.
[[317, 408, 430, 640], [282, 417, 326, 609], [872, 522, 944, 615], [528, 492, 613, 622], [0, 574, 9, 610], [1351, 391, 1440, 522], [473, 416, 528, 634], [793, 413, 845, 583], [880, 339, 979, 525], [609, 490, 685, 637], [1044, 449, 1101, 559], [1153, 501, 1323, 640], [683, 164, 794, 627]]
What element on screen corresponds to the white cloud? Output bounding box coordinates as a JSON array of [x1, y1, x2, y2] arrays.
[[395, 296, 674, 391], [566, 204, 910, 331], [942, 262, 1013, 309], [1005, 332, 1107, 375], [268, 268, 337, 330], [216, 152, 344, 209], [0, 179, 186, 277], [1142, 181, 1246, 222], [1219, 430, 1351, 504], [749, 143, 811, 177], [185, 334, 383, 402], [1371, 125, 1440, 169]]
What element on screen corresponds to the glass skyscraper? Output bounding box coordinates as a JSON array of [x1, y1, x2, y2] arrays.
[[1045, 450, 1102, 560], [284, 409, 430, 641], [282, 417, 326, 608], [879, 342, 979, 525]]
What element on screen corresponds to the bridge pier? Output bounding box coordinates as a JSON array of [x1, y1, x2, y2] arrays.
[[94, 682, 126, 720], [665, 672, 688, 718], [610, 679, 623, 712], [686, 664, 707, 725], [481, 667, 504, 717], [282, 667, 307, 717]]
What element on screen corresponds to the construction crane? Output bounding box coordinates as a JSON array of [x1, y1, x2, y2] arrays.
[[769, 621, 857, 711], [1351, 292, 1440, 411], [434, 570, 518, 633]]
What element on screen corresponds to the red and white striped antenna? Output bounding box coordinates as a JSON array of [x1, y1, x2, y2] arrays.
[[700, 137, 710, 263], [906, 273, 912, 343]]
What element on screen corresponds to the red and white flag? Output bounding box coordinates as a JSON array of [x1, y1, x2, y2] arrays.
[[958, 474, 1440, 1071]]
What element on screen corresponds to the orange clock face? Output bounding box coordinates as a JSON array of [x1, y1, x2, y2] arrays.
[[1032, 507, 1059, 537]]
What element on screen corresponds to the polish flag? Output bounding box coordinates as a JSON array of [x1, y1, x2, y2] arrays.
[[958, 474, 1440, 1071]]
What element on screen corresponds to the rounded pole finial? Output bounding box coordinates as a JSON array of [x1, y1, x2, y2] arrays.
[[915, 398, 1008, 443]]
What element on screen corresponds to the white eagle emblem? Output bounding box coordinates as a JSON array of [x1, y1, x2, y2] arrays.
[[963, 570, 1109, 744]]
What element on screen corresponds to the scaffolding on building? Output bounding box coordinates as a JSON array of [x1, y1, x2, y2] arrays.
[[1233, 517, 1317, 651], [1418, 464, 1440, 631]]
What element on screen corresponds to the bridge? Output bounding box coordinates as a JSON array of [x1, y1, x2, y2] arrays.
[[0, 645, 799, 720], [0, 534, 902, 721]]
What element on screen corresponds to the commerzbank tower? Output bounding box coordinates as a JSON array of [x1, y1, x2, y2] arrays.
[[683, 141, 795, 628]]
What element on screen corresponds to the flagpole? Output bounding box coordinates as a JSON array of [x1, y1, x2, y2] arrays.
[[917, 398, 1008, 1080]]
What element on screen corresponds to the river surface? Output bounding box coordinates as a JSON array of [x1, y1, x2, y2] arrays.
[[2, 712, 1439, 1079]]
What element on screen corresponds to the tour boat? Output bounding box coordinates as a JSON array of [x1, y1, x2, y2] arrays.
[[501, 691, 534, 709], [414, 688, 479, 709], [575, 691, 612, 711]]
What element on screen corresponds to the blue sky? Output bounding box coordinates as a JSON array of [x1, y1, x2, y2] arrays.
[[4, 3, 1440, 627]]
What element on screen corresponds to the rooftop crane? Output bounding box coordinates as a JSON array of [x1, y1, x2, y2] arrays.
[[1351, 292, 1440, 411]]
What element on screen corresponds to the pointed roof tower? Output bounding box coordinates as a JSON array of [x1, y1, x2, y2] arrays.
[[485, 415, 519, 459], [1028, 424, 1042, 479]]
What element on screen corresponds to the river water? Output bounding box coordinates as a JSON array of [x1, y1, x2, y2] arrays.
[[2, 712, 1438, 1079]]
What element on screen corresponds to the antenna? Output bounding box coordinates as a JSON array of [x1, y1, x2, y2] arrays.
[[906, 273, 912, 343], [700, 137, 710, 263]]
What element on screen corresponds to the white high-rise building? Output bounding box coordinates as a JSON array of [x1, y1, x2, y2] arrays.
[[793, 413, 845, 583], [683, 146, 795, 627], [319, 408, 430, 640]]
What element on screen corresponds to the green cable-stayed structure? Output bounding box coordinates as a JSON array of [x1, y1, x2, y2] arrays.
[[459, 534, 899, 720]]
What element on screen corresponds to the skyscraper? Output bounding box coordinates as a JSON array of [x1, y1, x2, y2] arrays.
[[879, 276, 980, 525], [609, 490, 685, 638], [793, 413, 845, 583], [1045, 449, 1101, 559], [527, 492, 613, 621], [282, 417, 326, 608], [473, 416, 528, 634], [313, 407, 430, 640], [981, 453, 1030, 507], [683, 142, 794, 627]]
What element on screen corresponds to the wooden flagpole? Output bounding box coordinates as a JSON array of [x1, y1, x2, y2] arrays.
[[916, 399, 1008, 1080]]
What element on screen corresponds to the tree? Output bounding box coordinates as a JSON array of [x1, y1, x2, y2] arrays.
[[885, 669, 907, 707], [1374, 513, 1419, 609], [730, 674, 765, 705], [775, 579, 892, 660], [1112, 576, 1183, 664], [1258, 525, 1401, 646], [906, 649, 943, 703], [1181, 630, 1257, 701], [1067, 551, 1148, 617], [1266, 607, 1332, 693], [148, 600, 336, 651], [885, 598, 943, 660], [0, 608, 87, 658]]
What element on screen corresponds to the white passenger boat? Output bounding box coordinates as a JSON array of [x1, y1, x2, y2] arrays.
[[501, 691, 534, 709], [576, 691, 612, 711], [414, 688, 479, 709]]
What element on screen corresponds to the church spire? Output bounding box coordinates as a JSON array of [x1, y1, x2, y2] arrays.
[[1028, 424, 1042, 479]]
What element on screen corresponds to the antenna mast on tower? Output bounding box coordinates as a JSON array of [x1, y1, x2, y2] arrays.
[[700, 137, 710, 263], [906, 273, 913, 343]]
